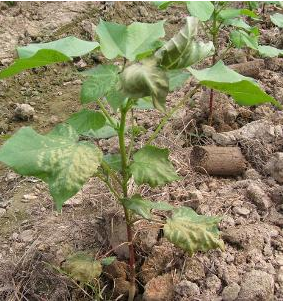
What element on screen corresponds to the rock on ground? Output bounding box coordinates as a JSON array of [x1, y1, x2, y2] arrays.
[[265, 152, 283, 184], [238, 270, 274, 301], [222, 283, 240, 301], [14, 103, 35, 121], [246, 182, 271, 210], [143, 274, 174, 301]]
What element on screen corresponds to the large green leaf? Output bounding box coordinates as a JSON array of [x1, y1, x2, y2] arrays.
[[119, 60, 169, 111], [224, 18, 251, 30], [62, 252, 102, 283], [186, 1, 214, 21], [66, 109, 106, 135], [271, 13, 283, 28], [167, 69, 191, 91], [258, 45, 283, 57], [155, 17, 214, 69], [189, 61, 281, 107], [230, 30, 258, 50], [164, 207, 224, 256], [96, 19, 165, 61], [0, 49, 70, 79], [122, 194, 173, 219], [218, 8, 257, 20], [17, 36, 99, 58], [85, 117, 118, 139], [130, 145, 179, 187], [0, 124, 102, 209], [81, 65, 119, 104]]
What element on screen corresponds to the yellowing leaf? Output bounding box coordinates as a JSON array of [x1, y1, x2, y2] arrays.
[[0, 124, 102, 210], [62, 253, 102, 283], [164, 207, 224, 256], [130, 145, 179, 187]]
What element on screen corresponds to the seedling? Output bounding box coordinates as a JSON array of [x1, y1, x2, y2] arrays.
[[0, 17, 280, 300], [154, 1, 283, 122]]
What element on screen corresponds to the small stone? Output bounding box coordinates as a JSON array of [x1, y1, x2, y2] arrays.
[[0, 208, 6, 217], [19, 230, 34, 243], [202, 125, 216, 137], [50, 115, 59, 124], [143, 274, 174, 301], [5, 171, 19, 182], [275, 255, 283, 266], [14, 103, 35, 121], [238, 270, 274, 301], [138, 6, 148, 17], [244, 169, 261, 180], [206, 274, 222, 292], [247, 183, 271, 210], [222, 283, 240, 301], [22, 194, 37, 203], [233, 206, 250, 216], [185, 257, 205, 282], [174, 280, 200, 297], [12, 232, 19, 240], [265, 152, 283, 184]]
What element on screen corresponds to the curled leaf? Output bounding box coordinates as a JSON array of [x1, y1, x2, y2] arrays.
[[155, 17, 214, 69], [164, 207, 224, 256], [119, 61, 169, 111]]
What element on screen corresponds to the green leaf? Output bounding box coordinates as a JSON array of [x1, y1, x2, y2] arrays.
[[164, 207, 224, 256], [62, 252, 102, 283], [122, 194, 173, 219], [103, 154, 122, 171], [66, 109, 106, 135], [270, 13, 283, 28], [0, 49, 70, 79], [106, 89, 127, 112], [130, 145, 179, 187], [167, 69, 191, 91], [155, 17, 214, 69], [85, 117, 118, 139], [17, 36, 99, 58], [101, 256, 116, 266], [0, 124, 102, 210], [189, 61, 281, 107], [119, 60, 169, 112], [258, 45, 283, 57], [219, 8, 258, 20], [224, 18, 251, 30], [230, 30, 258, 50], [81, 65, 119, 104], [96, 19, 165, 61], [186, 1, 214, 21], [134, 97, 154, 110], [152, 1, 175, 9]]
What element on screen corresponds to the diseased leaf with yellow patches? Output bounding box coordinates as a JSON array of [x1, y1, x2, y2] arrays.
[[164, 207, 224, 256], [62, 252, 102, 283], [0, 124, 102, 210]]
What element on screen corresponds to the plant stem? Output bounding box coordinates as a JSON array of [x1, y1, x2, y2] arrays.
[[127, 109, 135, 163], [146, 85, 200, 145], [96, 99, 117, 129], [118, 105, 136, 301], [208, 10, 218, 125]]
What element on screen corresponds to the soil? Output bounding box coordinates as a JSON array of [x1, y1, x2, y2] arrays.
[[0, 1, 283, 301]]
